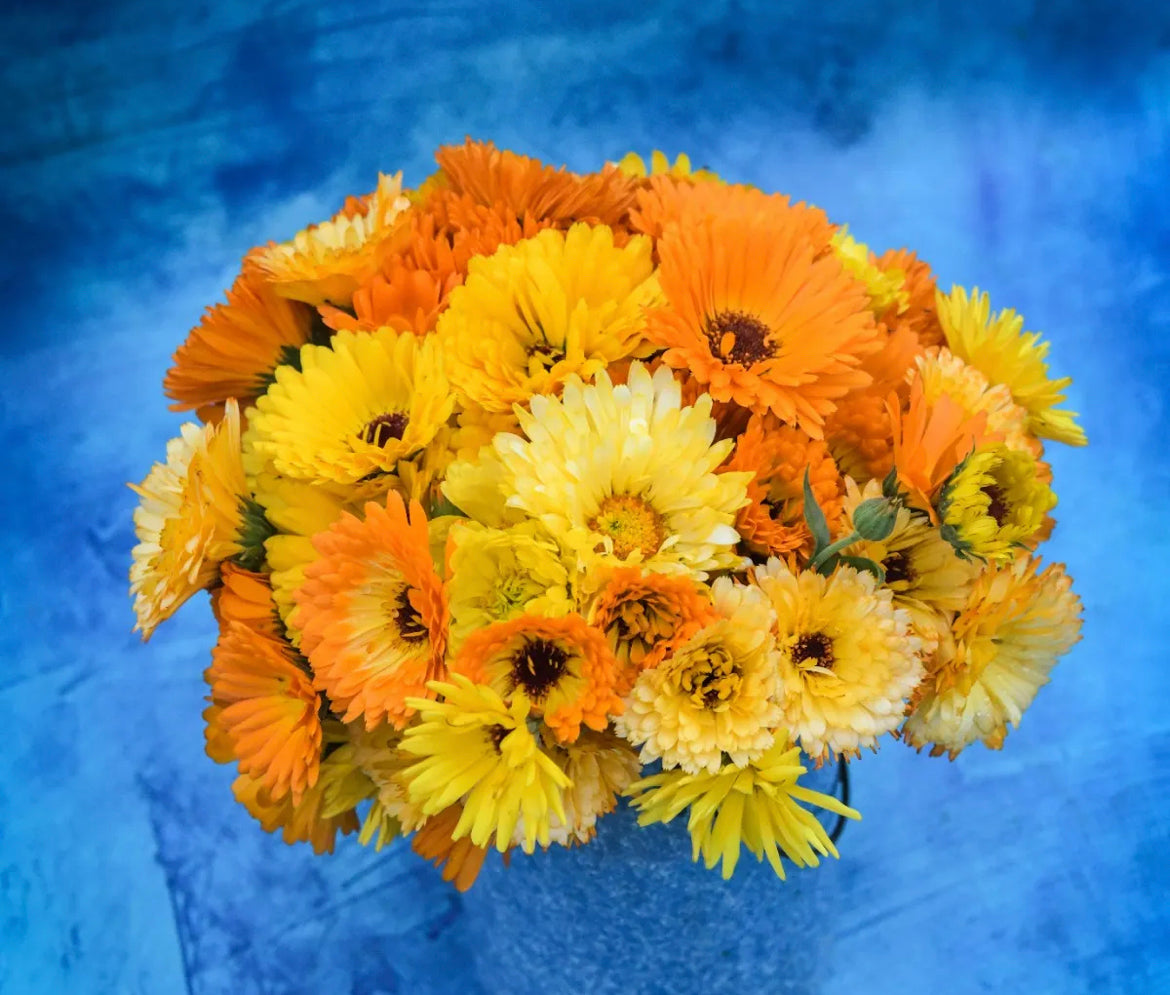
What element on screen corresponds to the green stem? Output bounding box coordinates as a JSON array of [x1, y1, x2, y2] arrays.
[[810, 531, 862, 572]]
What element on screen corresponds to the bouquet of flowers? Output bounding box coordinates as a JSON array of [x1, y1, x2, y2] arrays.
[[129, 140, 1084, 892]]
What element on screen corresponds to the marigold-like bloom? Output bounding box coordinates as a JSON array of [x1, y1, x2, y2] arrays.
[[629, 178, 818, 244], [400, 675, 571, 854], [902, 556, 1082, 757], [723, 414, 844, 557], [615, 150, 722, 183], [587, 568, 718, 690], [539, 728, 641, 847], [875, 248, 944, 347], [937, 286, 1086, 446], [831, 228, 909, 316], [205, 621, 322, 803], [165, 253, 315, 418], [445, 521, 574, 653], [411, 804, 492, 891], [452, 613, 622, 743], [436, 223, 658, 412], [254, 172, 411, 306], [938, 445, 1056, 563], [645, 201, 882, 434], [129, 399, 247, 638], [616, 579, 781, 774], [246, 327, 453, 487], [445, 363, 750, 578], [212, 562, 283, 639], [322, 258, 453, 336], [626, 735, 861, 879], [754, 559, 923, 761], [296, 494, 449, 729], [823, 389, 896, 483]]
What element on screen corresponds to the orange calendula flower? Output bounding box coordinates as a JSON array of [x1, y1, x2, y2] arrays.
[[165, 252, 315, 419], [212, 562, 283, 639], [296, 494, 449, 729], [646, 202, 882, 435], [451, 613, 622, 744], [205, 621, 322, 803], [411, 804, 492, 892], [875, 248, 945, 348], [823, 389, 896, 484]]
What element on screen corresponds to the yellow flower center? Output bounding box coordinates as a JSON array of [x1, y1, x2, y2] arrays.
[[703, 310, 776, 367], [590, 494, 666, 560], [674, 644, 743, 712]]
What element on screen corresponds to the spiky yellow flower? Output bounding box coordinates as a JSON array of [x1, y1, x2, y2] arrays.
[[616, 578, 781, 774], [615, 150, 722, 183], [445, 521, 574, 653], [938, 444, 1056, 564], [903, 556, 1082, 757], [626, 735, 861, 879], [246, 327, 453, 487], [129, 399, 247, 638], [400, 675, 571, 854], [436, 223, 659, 412], [754, 559, 923, 761], [937, 286, 1086, 446], [445, 363, 751, 579], [831, 227, 909, 316]]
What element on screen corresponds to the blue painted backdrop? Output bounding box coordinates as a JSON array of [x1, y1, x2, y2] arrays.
[[2, 2, 1168, 992]]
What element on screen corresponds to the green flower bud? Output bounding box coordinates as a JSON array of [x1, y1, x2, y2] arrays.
[[851, 497, 900, 542]]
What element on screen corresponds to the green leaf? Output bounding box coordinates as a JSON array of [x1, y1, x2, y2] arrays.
[[837, 554, 886, 584], [231, 497, 277, 572], [881, 466, 901, 500], [802, 468, 832, 557]]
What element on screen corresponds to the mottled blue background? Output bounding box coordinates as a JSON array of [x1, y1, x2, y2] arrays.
[[2, 2, 1169, 992]]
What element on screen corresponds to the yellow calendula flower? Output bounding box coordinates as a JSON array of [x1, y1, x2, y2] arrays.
[[937, 286, 1086, 446], [754, 558, 923, 761], [536, 728, 641, 847], [436, 223, 659, 412], [938, 444, 1055, 564], [903, 556, 1082, 757], [129, 399, 248, 638], [615, 150, 722, 183], [626, 735, 860, 880], [615, 578, 781, 774], [246, 327, 454, 487], [400, 675, 570, 854], [445, 521, 574, 653], [831, 227, 909, 316]]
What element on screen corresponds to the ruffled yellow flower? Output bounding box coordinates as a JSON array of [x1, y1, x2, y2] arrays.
[[626, 735, 860, 880], [937, 286, 1086, 446], [616, 578, 781, 774], [255, 172, 411, 305], [437, 223, 659, 412], [903, 556, 1082, 757], [129, 399, 247, 638], [614, 150, 722, 183], [445, 521, 574, 653], [246, 327, 454, 487], [537, 728, 641, 847], [400, 676, 571, 854], [754, 559, 923, 761], [938, 444, 1055, 564], [445, 363, 751, 579], [831, 227, 909, 316]]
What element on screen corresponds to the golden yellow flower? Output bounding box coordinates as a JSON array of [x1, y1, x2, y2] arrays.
[[831, 227, 909, 316], [903, 556, 1082, 757], [129, 399, 247, 638], [614, 150, 722, 183], [626, 735, 860, 880], [938, 444, 1056, 564], [436, 223, 659, 412], [539, 728, 641, 847], [937, 286, 1086, 446], [400, 675, 571, 854], [754, 559, 923, 761], [246, 327, 454, 487], [616, 578, 781, 774]]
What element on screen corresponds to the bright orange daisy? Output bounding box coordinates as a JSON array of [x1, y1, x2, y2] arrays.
[[296, 493, 449, 729], [212, 562, 283, 639]]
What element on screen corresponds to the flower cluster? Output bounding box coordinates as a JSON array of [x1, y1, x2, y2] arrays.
[[130, 141, 1084, 889]]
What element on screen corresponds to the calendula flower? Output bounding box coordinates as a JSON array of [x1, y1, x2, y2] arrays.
[[626, 735, 860, 879], [645, 199, 882, 434], [246, 327, 454, 487], [937, 286, 1086, 446], [754, 559, 923, 761], [296, 493, 449, 729], [411, 804, 493, 891], [616, 578, 781, 774], [164, 252, 315, 419], [452, 613, 622, 743], [938, 444, 1056, 563], [875, 248, 944, 348], [629, 178, 817, 244], [903, 556, 1082, 757], [400, 675, 571, 854], [824, 389, 896, 484], [436, 223, 658, 412], [444, 363, 750, 578], [254, 171, 411, 305], [129, 399, 248, 639], [445, 521, 574, 653], [212, 562, 283, 639], [615, 150, 722, 183], [587, 567, 718, 689], [831, 227, 909, 316], [205, 622, 322, 803], [539, 728, 641, 846]]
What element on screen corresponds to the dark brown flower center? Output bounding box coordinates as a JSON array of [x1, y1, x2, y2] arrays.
[[361, 411, 409, 448], [527, 340, 566, 370], [392, 587, 428, 643], [982, 483, 1010, 526], [486, 723, 510, 752], [792, 631, 835, 669], [509, 637, 569, 702], [704, 310, 776, 367], [882, 550, 914, 586]]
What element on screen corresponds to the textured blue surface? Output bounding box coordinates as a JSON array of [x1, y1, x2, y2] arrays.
[[2, 2, 1169, 992]]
